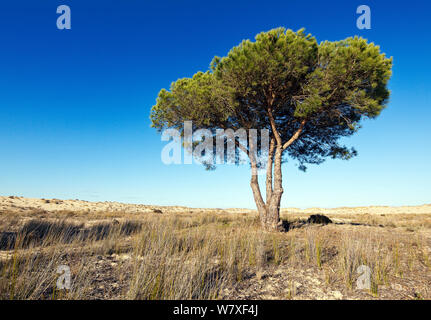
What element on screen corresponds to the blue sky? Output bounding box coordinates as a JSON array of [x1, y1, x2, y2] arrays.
[[0, 0, 430, 209]]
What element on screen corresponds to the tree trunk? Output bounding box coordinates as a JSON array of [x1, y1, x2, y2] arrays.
[[250, 106, 304, 231], [265, 146, 284, 231], [250, 145, 284, 232], [250, 174, 267, 227]]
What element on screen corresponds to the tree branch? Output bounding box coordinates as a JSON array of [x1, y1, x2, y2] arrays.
[[267, 107, 283, 146], [282, 119, 306, 150]]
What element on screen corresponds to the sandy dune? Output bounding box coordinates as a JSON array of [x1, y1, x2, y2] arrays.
[[1, 195, 430, 215], [281, 204, 431, 215]]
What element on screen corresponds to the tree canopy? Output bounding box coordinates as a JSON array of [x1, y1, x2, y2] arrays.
[[151, 28, 392, 171]]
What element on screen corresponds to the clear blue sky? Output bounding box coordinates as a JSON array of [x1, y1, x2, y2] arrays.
[[0, 0, 430, 209]]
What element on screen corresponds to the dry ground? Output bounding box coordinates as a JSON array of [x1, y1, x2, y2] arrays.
[[0, 196, 430, 300]]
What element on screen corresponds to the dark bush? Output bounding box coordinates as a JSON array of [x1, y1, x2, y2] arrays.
[[307, 214, 332, 225]]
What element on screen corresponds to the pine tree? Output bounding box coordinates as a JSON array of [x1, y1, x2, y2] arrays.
[[151, 28, 393, 231]]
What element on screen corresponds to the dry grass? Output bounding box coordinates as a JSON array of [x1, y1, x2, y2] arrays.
[[0, 204, 430, 300]]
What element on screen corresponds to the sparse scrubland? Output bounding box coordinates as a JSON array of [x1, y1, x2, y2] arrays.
[[0, 196, 430, 300]]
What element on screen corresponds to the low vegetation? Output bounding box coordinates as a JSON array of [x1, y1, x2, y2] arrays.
[[0, 206, 430, 300]]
